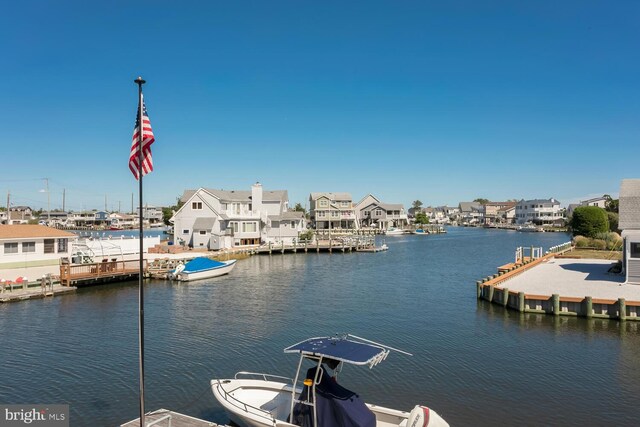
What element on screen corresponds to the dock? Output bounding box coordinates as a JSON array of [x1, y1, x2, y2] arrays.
[[476, 242, 640, 321], [0, 283, 76, 303], [59, 259, 145, 287], [121, 409, 225, 427], [255, 236, 378, 254]]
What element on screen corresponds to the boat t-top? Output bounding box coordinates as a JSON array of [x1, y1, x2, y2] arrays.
[[211, 334, 449, 427]]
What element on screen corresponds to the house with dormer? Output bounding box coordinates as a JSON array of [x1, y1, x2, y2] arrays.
[[354, 194, 408, 230], [309, 192, 359, 231], [171, 183, 303, 250]]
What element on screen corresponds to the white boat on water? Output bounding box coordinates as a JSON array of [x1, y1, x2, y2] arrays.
[[169, 257, 236, 281], [414, 229, 429, 235], [385, 227, 405, 236], [517, 225, 544, 233], [211, 334, 449, 427]]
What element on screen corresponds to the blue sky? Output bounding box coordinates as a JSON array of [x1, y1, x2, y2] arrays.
[[1, 1, 638, 212]]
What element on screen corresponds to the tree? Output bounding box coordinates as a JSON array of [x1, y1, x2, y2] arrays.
[[163, 195, 185, 225], [570, 206, 609, 237], [607, 211, 619, 232], [293, 203, 306, 214], [415, 212, 429, 225], [474, 198, 489, 205], [603, 195, 619, 213], [412, 200, 423, 211]]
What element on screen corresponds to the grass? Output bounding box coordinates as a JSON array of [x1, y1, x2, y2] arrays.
[[559, 248, 622, 261]]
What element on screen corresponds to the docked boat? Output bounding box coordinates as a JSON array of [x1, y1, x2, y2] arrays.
[[169, 257, 236, 281], [211, 334, 449, 427], [414, 228, 429, 235], [517, 225, 544, 233], [385, 227, 405, 236]]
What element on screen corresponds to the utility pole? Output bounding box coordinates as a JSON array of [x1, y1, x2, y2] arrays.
[[105, 194, 108, 212], [5, 190, 9, 224], [62, 189, 66, 212]]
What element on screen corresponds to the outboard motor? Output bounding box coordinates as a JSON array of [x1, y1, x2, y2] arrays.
[[406, 405, 449, 427]]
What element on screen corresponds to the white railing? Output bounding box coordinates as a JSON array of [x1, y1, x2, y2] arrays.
[[146, 414, 171, 427]]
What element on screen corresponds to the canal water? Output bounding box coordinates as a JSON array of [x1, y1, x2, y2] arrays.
[[1, 227, 638, 426]]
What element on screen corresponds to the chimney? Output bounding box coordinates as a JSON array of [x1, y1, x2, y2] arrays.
[[252, 182, 263, 214]]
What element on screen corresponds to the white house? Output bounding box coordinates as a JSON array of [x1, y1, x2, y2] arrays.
[[619, 179, 640, 284], [515, 198, 562, 225], [458, 202, 483, 224], [0, 225, 76, 270], [171, 183, 300, 250]]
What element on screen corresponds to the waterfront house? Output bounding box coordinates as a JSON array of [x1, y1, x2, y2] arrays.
[[0, 225, 76, 270], [309, 192, 358, 231], [109, 213, 137, 230], [483, 202, 516, 225], [515, 198, 563, 225], [265, 211, 306, 244], [458, 202, 483, 224], [171, 183, 295, 250], [354, 194, 408, 230], [619, 179, 640, 284], [137, 205, 164, 225], [497, 204, 516, 224], [580, 196, 609, 209]]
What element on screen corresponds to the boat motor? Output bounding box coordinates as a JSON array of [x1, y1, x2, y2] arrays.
[[407, 405, 449, 427]]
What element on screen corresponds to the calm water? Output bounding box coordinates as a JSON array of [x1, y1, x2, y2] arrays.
[[1, 227, 639, 426]]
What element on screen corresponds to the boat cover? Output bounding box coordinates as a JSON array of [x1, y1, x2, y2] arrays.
[[284, 336, 386, 367], [291, 367, 376, 427], [182, 257, 225, 273]]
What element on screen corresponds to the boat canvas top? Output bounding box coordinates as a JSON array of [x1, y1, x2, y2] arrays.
[[182, 257, 226, 273], [284, 335, 410, 368]]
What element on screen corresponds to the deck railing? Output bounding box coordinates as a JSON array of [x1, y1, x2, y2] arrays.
[[59, 259, 145, 286]]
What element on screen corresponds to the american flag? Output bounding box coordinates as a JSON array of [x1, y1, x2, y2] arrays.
[[129, 94, 155, 180]]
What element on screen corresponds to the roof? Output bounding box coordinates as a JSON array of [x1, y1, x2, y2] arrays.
[[193, 217, 216, 230], [284, 335, 391, 368], [180, 188, 288, 203], [269, 211, 305, 221], [459, 202, 482, 212], [0, 225, 77, 239], [518, 198, 560, 205], [310, 192, 352, 201], [619, 179, 640, 230], [379, 203, 403, 211]]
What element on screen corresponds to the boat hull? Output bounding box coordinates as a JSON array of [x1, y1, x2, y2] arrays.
[[211, 377, 448, 427], [176, 259, 236, 281]]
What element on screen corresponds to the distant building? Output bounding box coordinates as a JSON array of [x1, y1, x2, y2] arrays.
[[483, 202, 517, 225], [515, 198, 562, 225], [137, 205, 164, 225], [619, 179, 640, 284], [354, 194, 408, 230], [458, 202, 483, 224], [309, 192, 358, 230], [580, 196, 608, 209], [6, 206, 33, 225]]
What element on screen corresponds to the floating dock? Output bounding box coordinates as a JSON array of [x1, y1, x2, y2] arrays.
[[121, 409, 225, 427], [0, 283, 76, 303]]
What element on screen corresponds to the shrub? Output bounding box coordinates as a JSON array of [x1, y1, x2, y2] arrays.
[[607, 211, 619, 232], [570, 206, 609, 238], [591, 239, 607, 250], [574, 236, 590, 248]]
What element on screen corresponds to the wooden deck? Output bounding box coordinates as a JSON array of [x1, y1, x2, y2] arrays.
[[0, 284, 76, 303], [59, 259, 146, 286], [121, 409, 224, 427]]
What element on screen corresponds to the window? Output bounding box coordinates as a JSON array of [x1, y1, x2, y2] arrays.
[[192, 201, 203, 210], [331, 211, 339, 218], [375, 209, 382, 216], [341, 201, 349, 208], [229, 222, 239, 233], [58, 238, 68, 253], [182, 229, 190, 234], [631, 243, 640, 259], [319, 199, 329, 208], [199, 230, 207, 235], [4, 242, 18, 254], [22, 242, 36, 253], [317, 211, 326, 218], [242, 222, 257, 233], [232, 203, 241, 214], [44, 239, 55, 254], [290, 221, 296, 228]]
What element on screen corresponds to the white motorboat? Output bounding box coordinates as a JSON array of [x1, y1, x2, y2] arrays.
[[517, 225, 543, 233], [169, 257, 236, 281], [211, 334, 449, 427], [385, 227, 405, 236]]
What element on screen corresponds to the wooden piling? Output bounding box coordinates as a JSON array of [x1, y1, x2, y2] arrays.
[[552, 294, 559, 315]]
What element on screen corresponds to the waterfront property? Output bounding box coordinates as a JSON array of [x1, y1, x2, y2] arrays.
[[482, 201, 516, 225], [515, 198, 563, 225], [354, 194, 408, 231], [457, 201, 482, 224], [620, 179, 640, 284], [476, 245, 640, 321], [0, 225, 75, 270], [172, 183, 301, 250], [309, 192, 359, 231]]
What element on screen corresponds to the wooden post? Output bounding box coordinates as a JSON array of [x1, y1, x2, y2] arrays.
[[518, 292, 525, 312], [552, 294, 559, 315], [488, 285, 494, 302], [476, 281, 482, 299], [618, 298, 626, 321], [502, 287, 509, 307], [584, 296, 593, 318], [269, 242, 272, 255], [281, 241, 285, 254]]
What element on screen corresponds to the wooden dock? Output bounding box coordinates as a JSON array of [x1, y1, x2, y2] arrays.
[[59, 259, 146, 287], [0, 284, 76, 303], [121, 409, 225, 427]]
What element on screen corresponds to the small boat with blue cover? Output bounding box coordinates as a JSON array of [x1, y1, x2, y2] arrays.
[[169, 257, 236, 281], [211, 334, 449, 427]]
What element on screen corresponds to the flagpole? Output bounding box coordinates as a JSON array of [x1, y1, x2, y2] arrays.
[[134, 76, 146, 427]]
